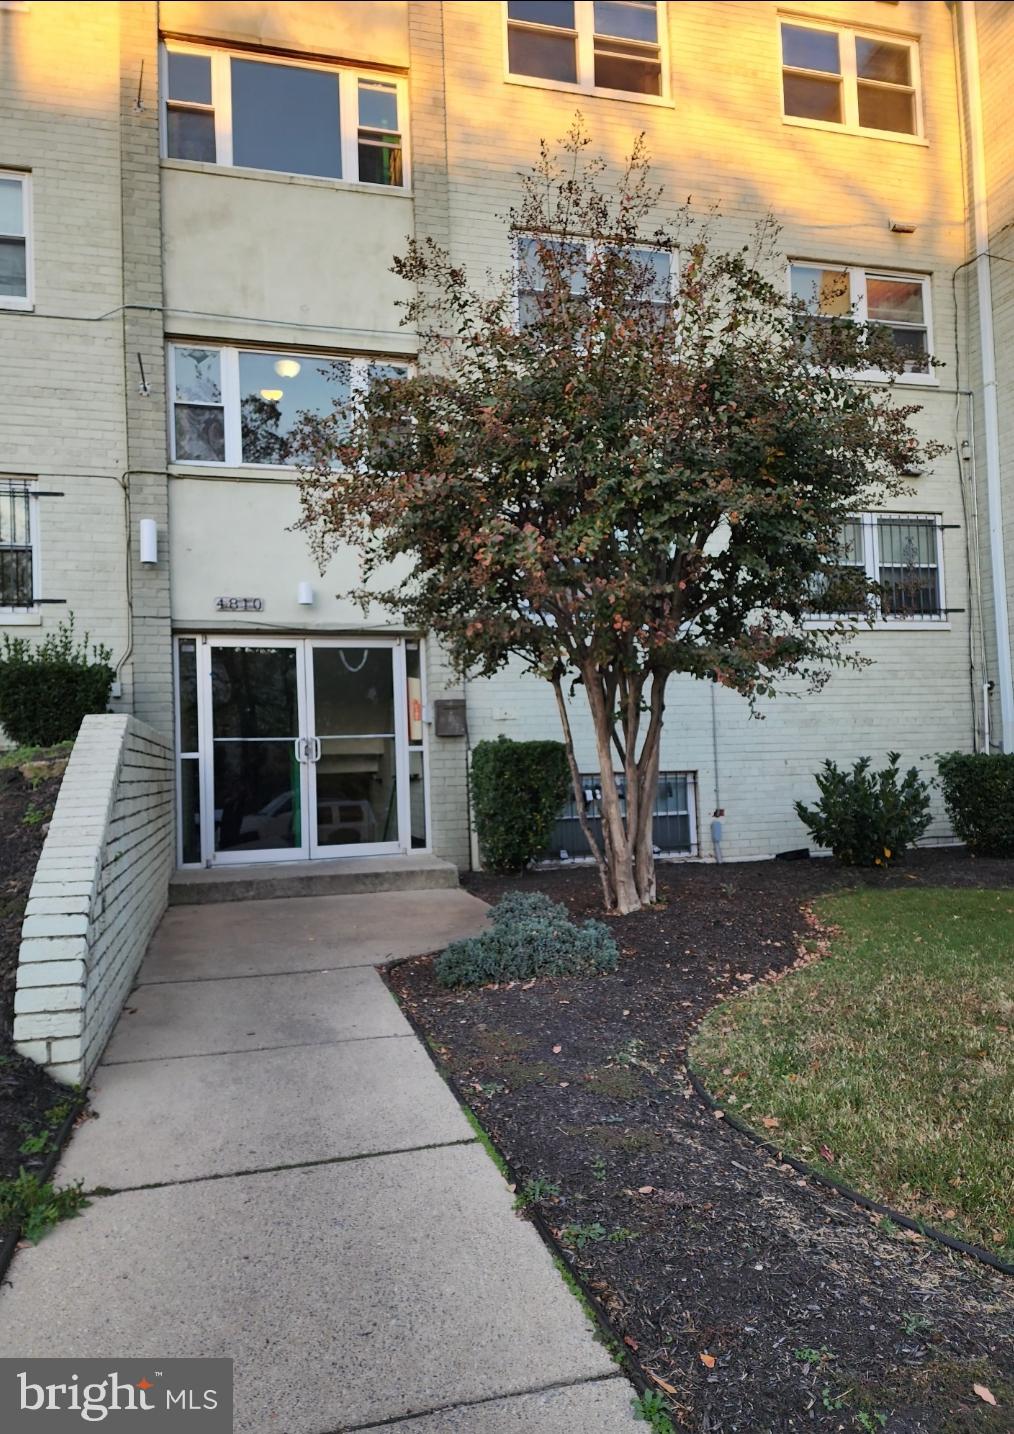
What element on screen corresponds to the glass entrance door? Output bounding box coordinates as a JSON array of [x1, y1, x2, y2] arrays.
[[190, 636, 423, 866], [305, 642, 406, 858], [204, 641, 310, 864]]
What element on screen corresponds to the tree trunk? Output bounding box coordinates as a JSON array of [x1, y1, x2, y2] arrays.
[[551, 672, 616, 910], [632, 673, 667, 905], [584, 667, 641, 914]]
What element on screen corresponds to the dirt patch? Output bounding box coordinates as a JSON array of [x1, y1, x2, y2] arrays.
[[390, 851, 1014, 1432], [0, 763, 74, 1200]]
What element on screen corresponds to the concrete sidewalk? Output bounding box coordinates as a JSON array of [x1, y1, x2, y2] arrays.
[[0, 889, 640, 1433]]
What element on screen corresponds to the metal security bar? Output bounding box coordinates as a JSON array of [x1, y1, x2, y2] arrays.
[[0, 484, 33, 606], [544, 770, 697, 859], [877, 516, 941, 616]]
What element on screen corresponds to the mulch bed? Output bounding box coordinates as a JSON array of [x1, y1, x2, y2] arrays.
[[0, 765, 73, 1192], [391, 852, 1014, 1432]]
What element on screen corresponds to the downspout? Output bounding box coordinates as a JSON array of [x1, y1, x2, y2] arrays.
[[957, 0, 1014, 750]]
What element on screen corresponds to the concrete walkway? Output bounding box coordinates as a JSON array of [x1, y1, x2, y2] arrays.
[[0, 890, 640, 1433]]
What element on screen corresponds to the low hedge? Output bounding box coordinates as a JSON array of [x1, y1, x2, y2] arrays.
[[434, 891, 619, 988], [794, 752, 931, 867], [937, 752, 1014, 857], [471, 735, 571, 871], [0, 617, 113, 747]]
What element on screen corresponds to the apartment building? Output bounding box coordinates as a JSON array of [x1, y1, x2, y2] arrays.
[[1, 0, 1011, 873]]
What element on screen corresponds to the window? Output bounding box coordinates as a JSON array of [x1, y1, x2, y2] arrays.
[[162, 46, 408, 186], [0, 483, 38, 610], [790, 263, 931, 376], [506, 1, 667, 99], [0, 171, 30, 308], [169, 345, 408, 466], [780, 20, 921, 138], [517, 236, 672, 328], [544, 770, 697, 859], [810, 514, 944, 623]]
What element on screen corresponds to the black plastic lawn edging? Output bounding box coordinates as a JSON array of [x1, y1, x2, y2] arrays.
[[0, 1095, 87, 1286], [685, 1063, 1014, 1279], [378, 957, 655, 1411]]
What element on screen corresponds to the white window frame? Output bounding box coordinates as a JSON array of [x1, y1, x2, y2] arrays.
[[513, 233, 677, 330], [807, 512, 947, 629], [159, 42, 411, 189], [167, 343, 410, 469], [778, 15, 925, 143], [0, 480, 41, 625], [503, 1, 672, 106], [788, 262, 934, 384], [0, 170, 32, 311]]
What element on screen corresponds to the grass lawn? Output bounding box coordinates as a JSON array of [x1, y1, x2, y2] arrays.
[[691, 886, 1013, 1261]]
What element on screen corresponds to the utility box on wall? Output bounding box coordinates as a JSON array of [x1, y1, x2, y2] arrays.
[[434, 698, 467, 737]]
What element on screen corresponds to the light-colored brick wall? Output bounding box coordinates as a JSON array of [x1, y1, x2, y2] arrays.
[[14, 715, 174, 1085], [431, 0, 978, 861]]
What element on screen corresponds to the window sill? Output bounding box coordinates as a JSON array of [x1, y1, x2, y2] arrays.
[[504, 73, 674, 108], [853, 372, 939, 388], [782, 114, 929, 147], [169, 463, 299, 481], [160, 158, 413, 198], [0, 298, 33, 312], [805, 617, 950, 631], [0, 610, 42, 626]]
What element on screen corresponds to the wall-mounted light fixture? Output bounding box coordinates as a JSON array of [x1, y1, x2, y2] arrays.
[[297, 581, 315, 605], [139, 518, 158, 565]]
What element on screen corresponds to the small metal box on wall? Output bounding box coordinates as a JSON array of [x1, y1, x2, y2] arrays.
[[433, 698, 467, 737]]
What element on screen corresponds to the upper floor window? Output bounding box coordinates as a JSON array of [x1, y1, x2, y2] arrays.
[[162, 45, 407, 187], [0, 172, 31, 309], [789, 263, 932, 378], [517, 236, 672, 328], [506, 2, 667, 100], [0, 482, 38, 611], [780, 20, 922, 139], [168, 344, 408, 467]]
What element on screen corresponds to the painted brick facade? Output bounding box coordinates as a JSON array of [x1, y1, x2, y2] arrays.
[[14, 715, 174, 1084]]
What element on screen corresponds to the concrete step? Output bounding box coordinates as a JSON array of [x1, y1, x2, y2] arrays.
[[169, 854, 459, 906]]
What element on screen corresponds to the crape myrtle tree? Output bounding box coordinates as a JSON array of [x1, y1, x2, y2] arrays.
[[294, 122, 940, 915]]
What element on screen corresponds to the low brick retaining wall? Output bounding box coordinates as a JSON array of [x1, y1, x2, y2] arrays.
[[14, 715, 174, 1085]]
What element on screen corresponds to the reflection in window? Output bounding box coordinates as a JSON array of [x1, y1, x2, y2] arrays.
[[781, 21, 918, 136], [0, 174, 29, 301], [239, 354, 350, 464], [173, 347, 225, 462], [507, 1, 662, 95], [357, 80, 403, 186], [166, 51, 216, 162]]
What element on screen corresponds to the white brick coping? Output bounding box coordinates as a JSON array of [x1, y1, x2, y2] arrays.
[[14, 714, 174, 1085]]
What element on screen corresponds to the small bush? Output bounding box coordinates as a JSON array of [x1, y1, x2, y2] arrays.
[[936, 751, 1014, 857], [0, 1168, 90, 1244], [795, 752, 931, 867], [0, 615, 113, 747], [471, 736, 571, 871], [434, 890, 619, 988]]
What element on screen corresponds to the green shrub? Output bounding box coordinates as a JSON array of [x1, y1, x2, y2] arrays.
[[0, 1168, 90, 1245], [794, 752, 931, 867], [936, 751, 1014, 857], [434, 890, 619, 988], [471, 736, 571, 871], [0, 615, 113, 746]]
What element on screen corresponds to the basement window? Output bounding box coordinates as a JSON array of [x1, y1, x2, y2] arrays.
[[808, 514, 945, 624]]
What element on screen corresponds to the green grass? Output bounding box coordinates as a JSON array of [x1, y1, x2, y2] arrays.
[[0, 741, 73, 771], [691, 888, 1014, 1259]]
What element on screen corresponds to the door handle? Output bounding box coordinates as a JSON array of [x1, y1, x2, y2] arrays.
[[312, 737, 322, 762], [295, 737, 307, 764]]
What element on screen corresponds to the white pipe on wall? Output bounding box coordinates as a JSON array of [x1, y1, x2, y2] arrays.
[[958, 1, 1014, 750]]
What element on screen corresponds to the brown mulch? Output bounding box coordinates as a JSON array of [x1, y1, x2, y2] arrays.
[[0, 765, 73, 1192], [390, 852, 1014, 1433]]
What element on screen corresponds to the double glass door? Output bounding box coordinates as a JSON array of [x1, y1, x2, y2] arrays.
[[192, 638, 424, 865]]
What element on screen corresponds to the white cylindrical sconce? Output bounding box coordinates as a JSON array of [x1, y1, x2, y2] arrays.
[[139, 518, 158, 565], [297, 581, 315, 606]]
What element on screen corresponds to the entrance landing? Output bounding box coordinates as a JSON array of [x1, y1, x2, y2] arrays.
[[170, 851, 459, 905]]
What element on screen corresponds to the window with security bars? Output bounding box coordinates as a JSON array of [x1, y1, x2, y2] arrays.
[[543, 770, 696, 859], [809, 514, 944, 622], [0, 485, 36, 607]]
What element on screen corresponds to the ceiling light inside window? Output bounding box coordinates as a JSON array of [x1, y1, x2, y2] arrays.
[[260, 388, 283, 401], [274, 359, 301, 378]]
